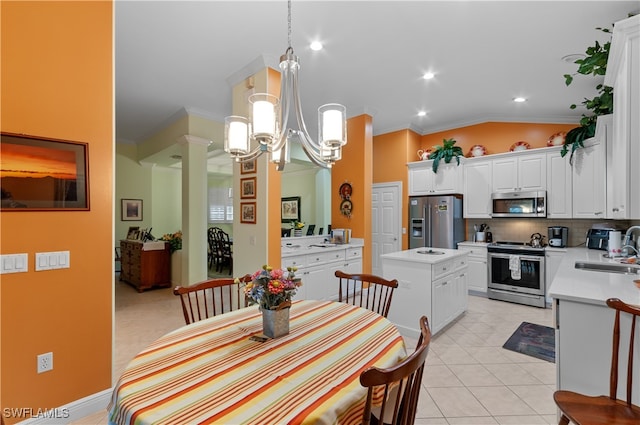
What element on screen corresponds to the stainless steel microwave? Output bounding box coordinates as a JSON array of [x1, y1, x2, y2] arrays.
[[491, 191, 546, 218]]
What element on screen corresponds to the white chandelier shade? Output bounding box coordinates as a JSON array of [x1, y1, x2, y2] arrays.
[[223, 1, 347, 171]]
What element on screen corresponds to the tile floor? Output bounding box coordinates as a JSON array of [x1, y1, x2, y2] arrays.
[[74, 280, 558, 425]]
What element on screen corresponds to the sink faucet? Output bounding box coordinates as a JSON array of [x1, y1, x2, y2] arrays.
[[622, 225, 640, 257]]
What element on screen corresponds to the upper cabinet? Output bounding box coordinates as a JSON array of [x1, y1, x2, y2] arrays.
[[491, 151, 546, 193], [408, 160, 463, 196], [546, 147, 573, 218], [572, 138, 607, 218], [604, 14, 640, 219], [463, 158, 492, 218]]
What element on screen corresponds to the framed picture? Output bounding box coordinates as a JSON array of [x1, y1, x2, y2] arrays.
[[0, 132, 89, 211], [281, 196, 301, 223], [126, 226, 140, 240], [240, 202, 256, 224], [121, 198, 143, 221], [240, 160, 256, 174], [240, 177, 256, 199]]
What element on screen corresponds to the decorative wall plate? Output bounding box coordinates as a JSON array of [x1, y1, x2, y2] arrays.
[[339, 182, 352, 199], [340, 199, 353, 217], [547, 132, 566, 146], [510, 141, 530, 152], [467, 145, 487, 157]]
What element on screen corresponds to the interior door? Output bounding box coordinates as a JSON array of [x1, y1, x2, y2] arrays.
[[372, 182, 402, 277]]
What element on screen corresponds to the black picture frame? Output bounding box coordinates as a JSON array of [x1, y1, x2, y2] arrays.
[[281, 196, 301, 223], [1, 132, 89, 211]]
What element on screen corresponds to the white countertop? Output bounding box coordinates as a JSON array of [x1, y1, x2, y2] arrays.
[[457, 241, 490, 247], [381, 247, 466, 264], [548, 247, 640, 306], [281, 240, 364, 258]]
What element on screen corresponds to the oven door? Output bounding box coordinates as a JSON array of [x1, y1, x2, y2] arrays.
[[488, 252, 545, 296]]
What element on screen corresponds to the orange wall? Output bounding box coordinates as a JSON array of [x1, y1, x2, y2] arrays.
[[373, 129, 421, 250], [332, 115, 373, 272], [1, 2, 113, 422], [420, 122, 577, 157]]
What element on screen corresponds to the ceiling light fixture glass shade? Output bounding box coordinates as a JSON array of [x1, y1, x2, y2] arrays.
[[223, 0, 347, 171]]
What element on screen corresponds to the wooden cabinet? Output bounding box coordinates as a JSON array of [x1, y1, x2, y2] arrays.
[[457, 243, 488, 294], [120, 240, 171, 292], [492, 152, 546, 193], [408, 160, 462, 196], [463, 158, 492, 218]]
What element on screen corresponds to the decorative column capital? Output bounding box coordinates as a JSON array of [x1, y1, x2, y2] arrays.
[[176, 135, 211, 147]]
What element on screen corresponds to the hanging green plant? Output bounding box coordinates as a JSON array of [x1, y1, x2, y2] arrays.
[[562, 26, 613, 164], [428, 138, 463, 173]]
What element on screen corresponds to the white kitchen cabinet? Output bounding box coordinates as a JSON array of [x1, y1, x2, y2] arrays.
[[463, 159, 492, 218], [492, 152, 546, 193], [604, 14, 640, 219], [408, 160, 462, 195], [572, 139, 607, 218], [457, 243, 488, 294], [432, 271, 467, 334], [544, 248, 565, 303], [546, 148, 573, 218]]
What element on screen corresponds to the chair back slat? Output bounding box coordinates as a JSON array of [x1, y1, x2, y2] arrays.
[[174, 275, 251, 325], [605, 298, 640, 406], [335, 270, 398, 318], [360, 316, 431, 425]]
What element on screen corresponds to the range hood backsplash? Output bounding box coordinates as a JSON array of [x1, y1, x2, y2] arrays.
[[466, 218, 637, 248]]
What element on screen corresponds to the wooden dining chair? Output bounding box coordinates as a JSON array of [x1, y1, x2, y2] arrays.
[[360, 315, 431, 425], [335, 270, 398, 318], [173, 275, 251, 325], [553, 298, 640, 425]]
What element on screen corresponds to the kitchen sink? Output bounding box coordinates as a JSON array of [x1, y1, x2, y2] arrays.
[[574, 261, 640, 275], [416, 249, 445, 255]]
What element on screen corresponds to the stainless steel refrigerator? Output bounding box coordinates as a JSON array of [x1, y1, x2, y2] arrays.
[[409, 194, 465, 249]]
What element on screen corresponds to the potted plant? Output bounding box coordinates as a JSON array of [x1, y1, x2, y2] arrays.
[[428, 138, 463, 173], [562, 26, 613, 163]]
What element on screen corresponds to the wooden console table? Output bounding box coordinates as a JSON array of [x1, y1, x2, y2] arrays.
[[119, 240, 171, 292]]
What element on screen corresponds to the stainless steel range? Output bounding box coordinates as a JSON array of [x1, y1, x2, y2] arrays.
[[487, 241, 546, 308]]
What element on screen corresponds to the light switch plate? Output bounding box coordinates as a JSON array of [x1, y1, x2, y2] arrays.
[[35, 251, 70, 271], [0, 253, 28, 274]]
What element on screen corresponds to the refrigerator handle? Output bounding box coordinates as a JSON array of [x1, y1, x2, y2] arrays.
[[426, 205, 432, 247]]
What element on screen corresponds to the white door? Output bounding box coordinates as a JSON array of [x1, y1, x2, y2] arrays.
[[372, 182, 402, 277]]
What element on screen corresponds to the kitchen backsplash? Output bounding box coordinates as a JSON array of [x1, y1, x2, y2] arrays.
[[466, 218, 639, 248]]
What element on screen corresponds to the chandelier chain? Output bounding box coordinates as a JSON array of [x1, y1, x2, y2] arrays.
[[287, 0, 292, 51]]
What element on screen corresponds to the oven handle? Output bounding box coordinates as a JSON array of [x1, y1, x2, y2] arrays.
[[488, 288, 543, 300], [489, 253, 544, 262]]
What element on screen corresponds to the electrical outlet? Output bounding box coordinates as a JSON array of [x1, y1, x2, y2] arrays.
[[37, 352, 53, 373]]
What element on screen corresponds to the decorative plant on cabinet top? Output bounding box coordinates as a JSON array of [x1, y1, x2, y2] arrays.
[[428, 138, 463, 173], [562, 25, 613, 163]]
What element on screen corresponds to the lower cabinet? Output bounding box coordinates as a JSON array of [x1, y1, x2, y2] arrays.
[[432, 271, 468, 334], [545, 249, 566, 303], [457, 243, 488, 293], [120, 240, 171, 292], [282, 246, 363, 301]]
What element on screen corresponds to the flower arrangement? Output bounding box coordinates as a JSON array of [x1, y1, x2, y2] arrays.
[[291, 220, 305, 230], [241, 265, 301, 310], [161, 230, 182, 253]]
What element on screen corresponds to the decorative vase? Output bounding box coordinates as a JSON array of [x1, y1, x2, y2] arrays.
[[261, 305, 290, 338], [293, 229, 302, 237]]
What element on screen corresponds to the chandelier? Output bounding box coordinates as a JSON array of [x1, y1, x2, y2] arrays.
[[223, 0, 347, 171]]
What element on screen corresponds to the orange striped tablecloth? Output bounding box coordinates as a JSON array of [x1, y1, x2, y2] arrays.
[[108, 300, 406, 425]]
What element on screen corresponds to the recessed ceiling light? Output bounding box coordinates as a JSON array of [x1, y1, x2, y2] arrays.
[[422, 72, 435, 80], [170, 154, 182, 160], [561, 54, 586, 63], [417, 111, 427, 117], [513, 97, 527, 103], [310, 41, 323, 51]]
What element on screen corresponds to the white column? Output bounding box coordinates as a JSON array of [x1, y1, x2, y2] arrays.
[[177, 135, 210, 285]]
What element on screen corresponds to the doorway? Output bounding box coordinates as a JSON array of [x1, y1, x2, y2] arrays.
[[371, 182, 402, 276]]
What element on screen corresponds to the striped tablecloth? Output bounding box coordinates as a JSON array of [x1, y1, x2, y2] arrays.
[[108, 300, 407, 425]]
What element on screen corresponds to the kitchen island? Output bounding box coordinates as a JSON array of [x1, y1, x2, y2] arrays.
[[548, 247, 640, 405], [381, 247, 468, 338]]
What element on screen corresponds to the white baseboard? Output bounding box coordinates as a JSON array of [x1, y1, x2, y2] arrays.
[[17, 388, 112, 425]]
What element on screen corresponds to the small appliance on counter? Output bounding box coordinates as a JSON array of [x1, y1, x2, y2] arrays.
[[331, 228, 351, 244], [586, 224, 625, 251], [548, 226, 568, 248]]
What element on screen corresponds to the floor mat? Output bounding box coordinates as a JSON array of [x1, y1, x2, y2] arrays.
[[502, 321, 555, 363]]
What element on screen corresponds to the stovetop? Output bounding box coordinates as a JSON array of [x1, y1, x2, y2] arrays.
[[488, 241, 546, 251]]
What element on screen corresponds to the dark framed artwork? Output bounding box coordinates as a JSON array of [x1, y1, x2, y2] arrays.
[[281, 196, 301, 223], [121, 198, 143, 221], [240, 160, 256, 174], [0, 132, 89, 211], [240, 177, 256, 199], [126, 226, 140, 240], [240, 202, 256, 224]]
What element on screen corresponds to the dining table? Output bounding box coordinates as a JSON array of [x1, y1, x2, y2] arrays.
[[108, 299, 407, 425]]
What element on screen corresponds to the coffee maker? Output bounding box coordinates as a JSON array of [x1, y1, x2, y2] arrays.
[[548, 226, 568, 248]]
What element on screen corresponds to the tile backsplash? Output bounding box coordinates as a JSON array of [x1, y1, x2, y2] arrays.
[[466, 218, 639, 248]]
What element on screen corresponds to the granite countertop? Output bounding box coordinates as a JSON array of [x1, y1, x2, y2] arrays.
[[380, 247, 467, 264], [548, 247, 640, 306]]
